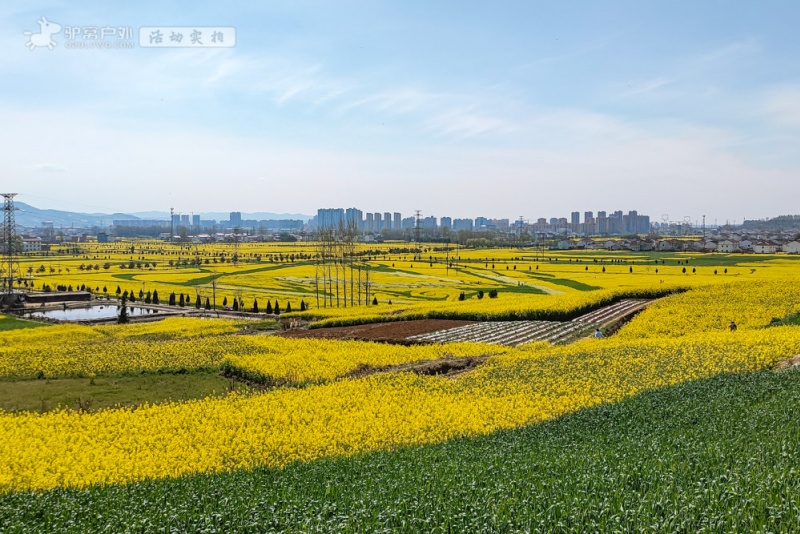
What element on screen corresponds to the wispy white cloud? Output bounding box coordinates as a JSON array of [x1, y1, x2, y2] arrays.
[[603, 37, 766, 121], [425, 107, 519, 138], [200, 54, 354, 108], [691, 37, 762, 66], [763, 85, 800, 128], [2, 102, 793, 222], [30, 162, 67, 172], [335, 89, 443, 116], [621, 77, 672, 97], [519, 33, 617, 70]]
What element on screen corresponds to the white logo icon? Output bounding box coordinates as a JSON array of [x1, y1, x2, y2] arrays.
[[24, 16, 62, 50]]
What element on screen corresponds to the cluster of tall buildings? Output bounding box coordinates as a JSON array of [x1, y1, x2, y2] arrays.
[[531, 210, 651, 235], [316, 208, 404, 232], [315, 208, 651, 236], [225, 212, 303, 231], [113, 211, 302, 232], [172, 213, 203, 227]]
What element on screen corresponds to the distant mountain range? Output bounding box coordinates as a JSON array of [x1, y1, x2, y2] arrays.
[[16, 202, 135, 228], [15, 202, 312, 228]]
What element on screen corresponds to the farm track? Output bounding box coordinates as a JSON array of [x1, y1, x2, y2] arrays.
[[407, 299, 650, 346]]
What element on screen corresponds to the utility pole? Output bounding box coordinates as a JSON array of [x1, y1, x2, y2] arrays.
[[414, 210, 422, 251], [169, 207, 174, 243], [233, 226, 240, 265], [212, 274, 218, 316], [445, 236, 450, 276]]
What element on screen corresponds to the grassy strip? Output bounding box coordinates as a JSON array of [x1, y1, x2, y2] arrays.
[[182, 263, 296, 287], [0, 370, 250, 414], [2, 370, 799, 531], [526, 273, 602, 291], [768, 312, 800, 327], [0, 316, 49, 332], [219, 360, 289, 388]]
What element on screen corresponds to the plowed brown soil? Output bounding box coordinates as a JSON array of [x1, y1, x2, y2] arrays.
[[774, 355, 800, 370], [278, 319, 475, 344], [346, 356, 489, 379]]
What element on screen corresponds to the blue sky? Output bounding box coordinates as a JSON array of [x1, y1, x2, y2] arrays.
[[2, 1, 799, 224]]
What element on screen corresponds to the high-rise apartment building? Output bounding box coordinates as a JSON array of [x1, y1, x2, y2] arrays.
[[453, 218, 474, 231], [345, 208, 363, 229], [316, 208, 344, 229]]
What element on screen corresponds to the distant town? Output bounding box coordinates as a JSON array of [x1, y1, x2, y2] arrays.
[[6, 198, 800, 254]]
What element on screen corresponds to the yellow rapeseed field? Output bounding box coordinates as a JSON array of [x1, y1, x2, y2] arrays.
[[617, 277, 800, 338], [20, 239, 790, 310], [2, 324, 799, 492], [0, 317, 500, 383], [223, 337, 505, 384], [0, 318, 241, 378], [3, 253, 800, 493]]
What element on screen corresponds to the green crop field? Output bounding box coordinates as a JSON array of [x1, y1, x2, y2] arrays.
[[2, 370, 798, 532]]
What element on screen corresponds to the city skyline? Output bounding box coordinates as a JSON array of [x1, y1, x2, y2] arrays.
[[2, 2, 800, 222], [10, 197, 774, 231]]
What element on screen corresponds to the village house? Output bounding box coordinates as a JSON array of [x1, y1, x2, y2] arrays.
[[753, 241, 779, 254], [21, 237, 42, 252], [782, 241, 800, 254], [717, 240, 739, 253]]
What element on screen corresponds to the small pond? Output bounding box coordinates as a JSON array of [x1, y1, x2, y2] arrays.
[[25, 305, 160, 321]]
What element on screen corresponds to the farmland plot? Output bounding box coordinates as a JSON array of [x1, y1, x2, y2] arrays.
[[408, 299, 649, 346]]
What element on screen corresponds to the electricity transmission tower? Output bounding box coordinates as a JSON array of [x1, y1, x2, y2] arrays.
[[3, 193, 18, 298]]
